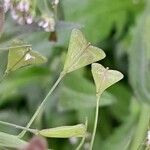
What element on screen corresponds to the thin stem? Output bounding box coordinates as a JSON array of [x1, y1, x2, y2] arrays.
[[0, 120, 38, 134], [75, 118, 88, 150], [76, 136, 86, 150], [18, 72, 65, 138], [130, 104, 150, 150], [90, 94, 100, 150], [32, 0, 37, 16], [137, 138, 146, 150]]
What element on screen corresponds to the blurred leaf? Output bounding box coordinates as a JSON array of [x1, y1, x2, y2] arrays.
[[109, 83, 132, 121], [62, 0, 145, 42], [58, 71, 116, 111], [24, 84, 47, 113], [0, 67, 49, 102], [39, 124, 86, 138], [0, 5, 4, 36], [100, 115, 136, 150], [56, 21, 83, 30], [37, 0, 50, 14], [63, 29, 105, 73], [91, 63, 123, 94], [0, 110, 29, 134], [6, 39, 47, 73], [59, 86, 116, 111], [99, 98, 140, 150], [0, 131, 27, 149], [129, 0, 150, 104]]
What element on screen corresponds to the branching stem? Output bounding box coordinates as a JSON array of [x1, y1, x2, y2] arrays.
[[18, 72, 65, 138]]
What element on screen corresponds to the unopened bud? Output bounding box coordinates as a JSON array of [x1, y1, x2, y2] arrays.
[[26, 15, 33, 24]]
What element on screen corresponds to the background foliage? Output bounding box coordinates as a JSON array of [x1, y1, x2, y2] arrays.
[[0, 0, 150, 150]]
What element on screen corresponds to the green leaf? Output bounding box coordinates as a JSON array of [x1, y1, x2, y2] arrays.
[[108, 83, 132, 121], [100, 115, 136, 150], [63, 29, 106, 73], [5, 39, 47, 73], [58, 72, 116, 110], [0, 131, 27, 148], [62, 0, 145, 42], [59, 87, 116, 110], [0, 67, 49, 102], [39, 124, 86, 138], [91, 63, 124, 94], [0, 110, 29, 134], [128, 1, 150, 104]]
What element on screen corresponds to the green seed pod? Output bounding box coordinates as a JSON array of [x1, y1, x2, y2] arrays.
[[39, 124, 86, 138], [63, 29, 105, 74]]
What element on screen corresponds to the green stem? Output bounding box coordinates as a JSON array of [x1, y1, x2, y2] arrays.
[[90, 94, 100, 150], [130, 103, 150, 150], [75, 136, 86, 150], [0, 120, 37, 134], [75, 118, 88, 150], [18, 72, 65, 138]]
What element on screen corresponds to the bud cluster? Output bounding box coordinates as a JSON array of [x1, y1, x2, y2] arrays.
[[3, 0, 56, 32], [3, 0, 33, 25], [38, 16, 55, 32]]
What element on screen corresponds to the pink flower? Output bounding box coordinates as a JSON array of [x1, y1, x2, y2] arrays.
[[17, 0, 30, 12]]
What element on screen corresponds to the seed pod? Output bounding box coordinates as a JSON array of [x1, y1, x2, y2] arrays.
[[63, 29, 106, 74], [39, 124, 86, 138]]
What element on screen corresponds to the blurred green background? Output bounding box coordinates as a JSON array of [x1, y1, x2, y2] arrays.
[[0, 0, 150, 149]]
